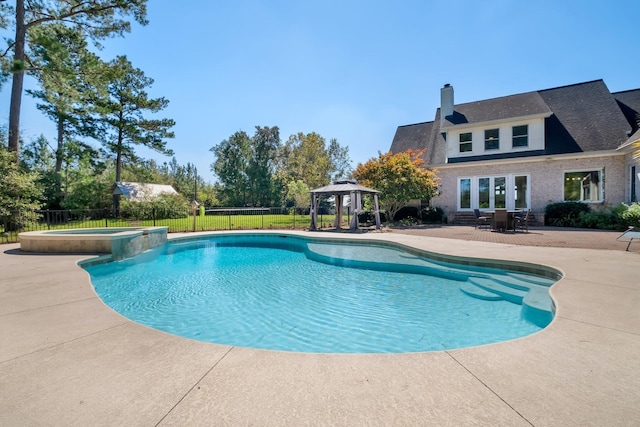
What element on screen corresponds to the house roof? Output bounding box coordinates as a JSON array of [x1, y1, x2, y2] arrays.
[[538, 80, 631, 153], [112, 182, 179, 202], [441, 91, 552, 128], [390, 79, 639, 166], [613, 88, 640, 135]]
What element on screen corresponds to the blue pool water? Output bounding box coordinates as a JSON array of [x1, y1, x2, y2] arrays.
[[85, 234, 557, 353]]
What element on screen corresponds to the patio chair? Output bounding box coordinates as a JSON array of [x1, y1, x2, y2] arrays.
[[492, 209, 509, 232], [514, 210, 530, 233], [617, 226, 640, 251], [474, 209, 490, 230]]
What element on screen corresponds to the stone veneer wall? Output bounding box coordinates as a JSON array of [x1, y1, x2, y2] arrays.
[[20, 227, 168, 260], [111, 227, 167, 260], [20, 238, 112, 254], [430, 154, 626, 224]]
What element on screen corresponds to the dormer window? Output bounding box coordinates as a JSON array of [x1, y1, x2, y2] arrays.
[[484, 129, 499, 150], [459, 132, 472, 152], [512, 125, 528, 147]]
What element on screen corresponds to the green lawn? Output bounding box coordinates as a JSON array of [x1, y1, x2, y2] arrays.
[[2, 212, 344, 243]]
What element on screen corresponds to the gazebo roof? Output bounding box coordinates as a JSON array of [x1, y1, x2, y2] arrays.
[[310, 180, 379, 196]]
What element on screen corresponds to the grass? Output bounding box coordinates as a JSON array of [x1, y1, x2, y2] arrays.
[[1, 212, 344, 243]]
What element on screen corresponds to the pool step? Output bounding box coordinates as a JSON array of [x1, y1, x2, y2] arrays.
[[459, 282, 504, 301], [468, 277, 528, 304], [461, 278, 555, 328], [505, 272, 557, 287], [522, 288, 554, 327]]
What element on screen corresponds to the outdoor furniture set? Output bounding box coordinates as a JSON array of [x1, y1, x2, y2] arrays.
[[474, 209, 530, 233]]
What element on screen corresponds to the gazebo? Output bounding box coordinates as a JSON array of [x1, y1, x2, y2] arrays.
[[309, 180, 381, 231]]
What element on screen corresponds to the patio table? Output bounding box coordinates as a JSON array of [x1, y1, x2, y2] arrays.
[[482, 210, 523, 232]]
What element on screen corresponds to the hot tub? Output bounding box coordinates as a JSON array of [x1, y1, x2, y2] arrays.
[[19, 227, 168, 260]]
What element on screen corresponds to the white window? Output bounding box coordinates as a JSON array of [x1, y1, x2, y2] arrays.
[[563, 170, 603, 202], [512, 125, 528, 148], [484, 129, 499, 150], [459, 132, 472, 153]]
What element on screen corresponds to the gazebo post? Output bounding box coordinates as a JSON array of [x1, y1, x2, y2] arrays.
[[334, 195, 343, 229], [349, 191, 360, 230], [373, 194, 381, 229], [309, 193, 317, 230]]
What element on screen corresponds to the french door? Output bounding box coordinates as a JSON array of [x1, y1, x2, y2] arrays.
[[458, 174, 529, 211]]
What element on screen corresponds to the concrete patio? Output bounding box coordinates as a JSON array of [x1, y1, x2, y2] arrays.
[[1, 229, 639, 426]]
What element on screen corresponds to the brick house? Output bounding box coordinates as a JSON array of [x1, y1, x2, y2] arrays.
[[389, 80, 640, 224]]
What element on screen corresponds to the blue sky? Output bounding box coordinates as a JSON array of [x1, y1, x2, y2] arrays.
[[1, 0, 639, 183]]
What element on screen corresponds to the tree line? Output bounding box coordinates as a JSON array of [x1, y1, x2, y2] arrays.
[[210, 127, 351, 208], [0, 1, 355, 214], [0, 1, 440, 224], [0, 1, 183, 211]]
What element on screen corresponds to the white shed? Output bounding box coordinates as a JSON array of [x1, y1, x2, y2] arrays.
[[112, 181, 179, 202]]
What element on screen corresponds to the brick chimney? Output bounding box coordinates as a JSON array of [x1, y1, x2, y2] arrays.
[[440, 84, 454, 128]]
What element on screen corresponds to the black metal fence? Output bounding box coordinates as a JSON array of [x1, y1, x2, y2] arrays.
[[0, 207, 338, 244]]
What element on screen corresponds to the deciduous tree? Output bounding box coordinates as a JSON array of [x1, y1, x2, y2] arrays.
[[287, 179, 310, 213], [210, 130, 251, 206], [352, 150, 439, 223], [278, 132, 351, 191], [247, 126, 280, 206]]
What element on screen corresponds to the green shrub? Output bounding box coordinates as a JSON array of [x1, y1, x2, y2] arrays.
[[357, 211, 389, 223], [421, 206, 445, 223], [621, 202, 640, 228], [399, 216, 421, 226], [545, 202, 591, 227], [577, 210, 621, 230], [393, 206, 420, 221], [546, 202, 637, 230], [0, 147, 43, 231], [120, 193, 190, 220]]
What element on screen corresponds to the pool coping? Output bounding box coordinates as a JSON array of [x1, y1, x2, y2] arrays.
[[1, 230, 639, 425]]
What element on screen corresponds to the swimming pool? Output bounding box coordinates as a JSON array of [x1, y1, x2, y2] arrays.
[[83, 233, 559, 353]]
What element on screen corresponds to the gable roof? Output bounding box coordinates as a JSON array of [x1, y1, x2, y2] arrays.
[[390, 80, 639, 166], [112, 182, 179, 202]]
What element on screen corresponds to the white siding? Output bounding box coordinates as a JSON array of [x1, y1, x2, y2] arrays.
[[445, 118, 545, 160]]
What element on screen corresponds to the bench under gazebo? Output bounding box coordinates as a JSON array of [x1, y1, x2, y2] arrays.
[[309, 180, 381, 231]]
